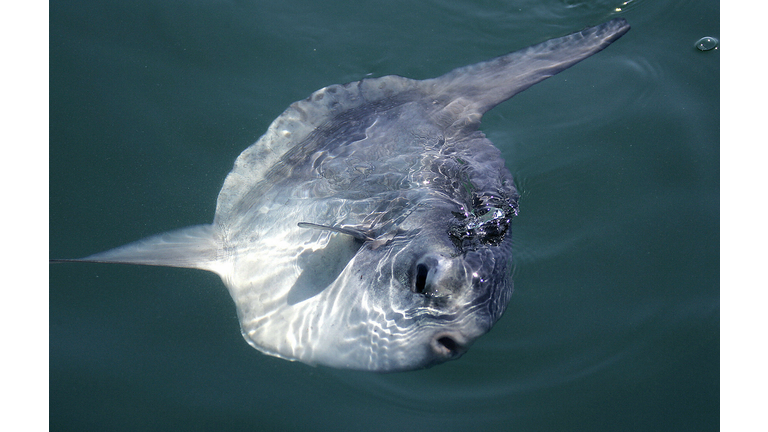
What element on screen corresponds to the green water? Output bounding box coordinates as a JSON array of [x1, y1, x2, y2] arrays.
[[50, 0, 719, 430]]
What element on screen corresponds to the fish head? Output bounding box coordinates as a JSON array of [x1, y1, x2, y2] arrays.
[[338, 190, 517, 371]]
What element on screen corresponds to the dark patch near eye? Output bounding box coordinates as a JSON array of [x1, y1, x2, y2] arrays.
[[448, 191, 519, 250]]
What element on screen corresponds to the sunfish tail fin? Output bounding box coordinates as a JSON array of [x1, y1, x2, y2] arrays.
[[51, 224, 224, 273], [425, 18, 630, 117]]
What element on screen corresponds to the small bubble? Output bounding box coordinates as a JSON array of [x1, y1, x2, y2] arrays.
[[695, 36, 719, 51]]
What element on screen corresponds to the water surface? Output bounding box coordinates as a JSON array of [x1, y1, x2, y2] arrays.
[[50, 1, 719, 430]]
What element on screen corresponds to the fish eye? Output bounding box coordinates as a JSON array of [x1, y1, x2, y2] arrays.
[[414, 262, 430, 294]]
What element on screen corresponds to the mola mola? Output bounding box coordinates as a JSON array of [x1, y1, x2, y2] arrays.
[[54, 19, 629, 371]]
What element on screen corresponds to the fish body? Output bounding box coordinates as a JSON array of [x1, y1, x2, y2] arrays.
[[58, 19, 629, 371]]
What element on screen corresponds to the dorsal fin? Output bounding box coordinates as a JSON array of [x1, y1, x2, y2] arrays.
[[421, 18, 630, 119]]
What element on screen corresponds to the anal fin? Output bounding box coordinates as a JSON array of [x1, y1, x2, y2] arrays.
[[51, 224, 222, 273]]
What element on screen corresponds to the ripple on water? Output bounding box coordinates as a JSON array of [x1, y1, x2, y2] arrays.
[[694, 36, 718, 51]]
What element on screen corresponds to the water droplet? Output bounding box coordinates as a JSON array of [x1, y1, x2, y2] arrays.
[[695, 36, 719, 51]]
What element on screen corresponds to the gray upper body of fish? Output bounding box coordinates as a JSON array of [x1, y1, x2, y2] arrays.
[[54, 19, 630, 371]]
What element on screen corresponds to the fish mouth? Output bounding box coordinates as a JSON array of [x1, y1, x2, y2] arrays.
[[430, 332, 468, 359]]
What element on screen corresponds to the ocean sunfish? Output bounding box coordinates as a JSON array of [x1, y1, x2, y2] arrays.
[[54, 19, 630, 371]]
